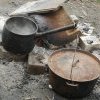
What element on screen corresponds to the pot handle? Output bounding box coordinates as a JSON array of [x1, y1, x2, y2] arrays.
[[35, 23, 77, 37], [66, 82, 79, 87]]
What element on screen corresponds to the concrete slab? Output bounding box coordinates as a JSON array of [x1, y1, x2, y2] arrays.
[[79, 36, 100, 51], [27, 52, 46, 75]]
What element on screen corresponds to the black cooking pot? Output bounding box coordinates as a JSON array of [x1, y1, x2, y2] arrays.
[[49, 70, 98, 98], [48, 49, 100, 98], [2, 16, 76, 54]]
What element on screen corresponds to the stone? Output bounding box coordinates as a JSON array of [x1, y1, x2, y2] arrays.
[[25, 97, 42, 100], [79, 36, 100, 51], [0, 16, 8, 32], [48, 84, 52, 89], [0, 16, 8, 44], [27, 52, 46, 75], [65, 37, 82, 50], [92, 50, 100, 60], [10, 0, 66, 16], [77, 23, 94, 36], [27, 46, 53, 74], [41, 40, 64, 50], [70, 15, 79, 24], [33, 46, 53, 58], [82, 9, 87, 16]]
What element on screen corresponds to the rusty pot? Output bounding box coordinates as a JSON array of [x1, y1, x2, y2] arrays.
[[31, 8, 79, 46], [48, 49, 100, 98]]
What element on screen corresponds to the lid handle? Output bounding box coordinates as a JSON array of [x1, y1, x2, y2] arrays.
[[72, 59, 79, 67]]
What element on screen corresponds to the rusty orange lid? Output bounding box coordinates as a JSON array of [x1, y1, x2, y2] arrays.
[[48, 49, 100, 82]]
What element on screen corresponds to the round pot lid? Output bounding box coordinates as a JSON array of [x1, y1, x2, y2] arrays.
[[48, 49, 100, 82]]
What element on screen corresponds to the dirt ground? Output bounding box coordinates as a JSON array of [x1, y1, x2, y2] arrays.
[[0, 0, 100, 100]]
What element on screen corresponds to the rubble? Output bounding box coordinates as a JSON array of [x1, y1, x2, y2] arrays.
[[65, 37, 83, 50], [70, 15, 79, 24], [27, 52, 46, 75], [0, 16, 8, 44], [92, 50, 100, 60], [27, 46, 53, 75], [82, 9, 87, 16], [0, 16, 8, 32], [48, 84, 53, 89], [25, 97, 42, 100], [79, 36, 100, 51], [77, 23, 94, 36], [33, 46, 53, 59]]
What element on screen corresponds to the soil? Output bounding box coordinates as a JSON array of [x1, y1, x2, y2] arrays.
[[0, 0, 100, 100]]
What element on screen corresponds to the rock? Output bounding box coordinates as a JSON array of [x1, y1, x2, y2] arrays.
[[79, 36, 100, 51], [25, 97, 42, 100], [10, 0, 66, 16], [65, 38, 82, 50], [0, 16, 8, 32], [70, 15, 79, 24], [41, 56, 48, 65], [9, 1, 18, 7], [87, 40, 93, 44], [0, 16, 8, 45], [48, 84, 52, 89], [27, 52, 46, 75], [27, 46, 53, 74], [92, 50, 100, 60], [33, 45, 53, 57], [77, 23, 94, 36], [41, 40, 64, 50], [82, 9, 87, 16]]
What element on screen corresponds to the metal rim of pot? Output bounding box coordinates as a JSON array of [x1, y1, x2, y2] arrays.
[[4, 16, 39, 37], [48, 48, 100, 98], [48, 48, 100, 82]]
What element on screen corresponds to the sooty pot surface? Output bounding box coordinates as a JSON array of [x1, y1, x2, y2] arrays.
[[2, 16, 38, 54]]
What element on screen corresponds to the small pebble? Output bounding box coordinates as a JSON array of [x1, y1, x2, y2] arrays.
[[87, 40, 93, 44], [48, 84, 52, 89]]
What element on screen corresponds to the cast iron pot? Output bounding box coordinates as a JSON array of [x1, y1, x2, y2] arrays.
[[48, 49, 100, 98], [2, 16, 76, 54], [49, 70, 98, 98]]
